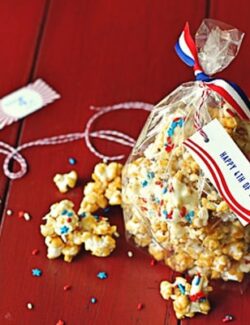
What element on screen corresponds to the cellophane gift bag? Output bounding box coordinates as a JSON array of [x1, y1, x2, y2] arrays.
[[122, 19, 250, 282]]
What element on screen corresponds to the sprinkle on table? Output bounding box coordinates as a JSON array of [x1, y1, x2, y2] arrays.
[[150, 259, 157, 266], [137, 303, 143, 310], [90, 297, 97, 304], [97, 271, 108, 280], [18, 211, 25, 218], [56, 320, 65, 325], [222, 314, 234, 323], [127, 251, 134, 258], [32, 249, 39, 256], [23, 212, 31, 221], [6, 209, 13, 216], [32, 268, 42, 277], [26, 302, 34, 310], [68, 157, 76, 165], [63, 285, 71, 291]]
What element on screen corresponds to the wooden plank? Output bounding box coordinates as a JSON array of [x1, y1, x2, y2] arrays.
[[182, 2, 250, 324], [0, 0, 48, 206], [0, 1, 206, 324]]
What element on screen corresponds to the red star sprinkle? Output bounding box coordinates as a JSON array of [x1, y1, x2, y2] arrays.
[[180, 207, 187, 217], [18, 211, 24, 218], [63, 285, 71, 291], [137, 303, 143, 310], [150, 259, 157, 267], [56, 320, 65, 325]]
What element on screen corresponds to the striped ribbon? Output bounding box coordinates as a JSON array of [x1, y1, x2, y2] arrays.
[[175, 22, 250, 120]]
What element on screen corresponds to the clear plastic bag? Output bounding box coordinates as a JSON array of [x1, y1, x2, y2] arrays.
[[122, 19, 250, 282]]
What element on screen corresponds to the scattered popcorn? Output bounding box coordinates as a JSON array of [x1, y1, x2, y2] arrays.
[[40, 200, 118, 262], [78, 162, 123, 215], [79, 181, 108, 213], [160, 275, 212, 319], [53, 170, 78, 193], [81, 214, 118, 257], [56, 320, 65, 325]]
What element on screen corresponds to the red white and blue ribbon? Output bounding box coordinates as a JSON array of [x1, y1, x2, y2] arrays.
[[175, 22, 250, 120]]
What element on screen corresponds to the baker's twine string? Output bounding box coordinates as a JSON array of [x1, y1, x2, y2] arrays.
[[0, 102, 154, 180], [193, 84, 210, 142]]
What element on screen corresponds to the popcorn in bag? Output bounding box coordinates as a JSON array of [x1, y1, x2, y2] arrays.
[[122, 19, 250, 282]]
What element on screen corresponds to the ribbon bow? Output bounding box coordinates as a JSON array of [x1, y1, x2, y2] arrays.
[[175, 22, 250, 120]]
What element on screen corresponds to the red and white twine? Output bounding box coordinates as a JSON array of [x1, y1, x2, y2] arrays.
[[193, 84, 210, 142], [0, 102, 154, 180]]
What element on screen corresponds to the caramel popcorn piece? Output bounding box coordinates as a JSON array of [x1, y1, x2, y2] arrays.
[[79, 162, 123, 215], [41, 200, 119, 262], [160, 275, 212, 319], [53, 170, 78, 193], [41, 200, 82, 262], [80, 215, 118, 257]]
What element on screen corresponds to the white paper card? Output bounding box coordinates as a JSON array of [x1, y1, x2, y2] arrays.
[[0, 79, 60, 129], [184, 118, 250, 226]]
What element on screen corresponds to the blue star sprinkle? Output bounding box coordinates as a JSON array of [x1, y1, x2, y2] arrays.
[[32, 268, 42, 277], [97, 271, 108, 280], [68, 157, 76, 165], [147, 172, 155, 179], [177, 283, 186, 295], [60, 225, 70, 234]]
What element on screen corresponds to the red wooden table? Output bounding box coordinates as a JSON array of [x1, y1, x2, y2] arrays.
[[0, 1, 249, 324]]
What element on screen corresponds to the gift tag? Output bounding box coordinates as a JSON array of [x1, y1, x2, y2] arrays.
[[184, 118, 250, 225], [0, 79, 60, 129]]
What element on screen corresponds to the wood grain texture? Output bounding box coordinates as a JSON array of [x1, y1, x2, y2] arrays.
[[2, 1, 238, 324], [0, 0, 48, 207]]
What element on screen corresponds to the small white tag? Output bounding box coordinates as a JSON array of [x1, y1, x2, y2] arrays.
[[184, 119, 250, 226], [0, 79, 60, 129]]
